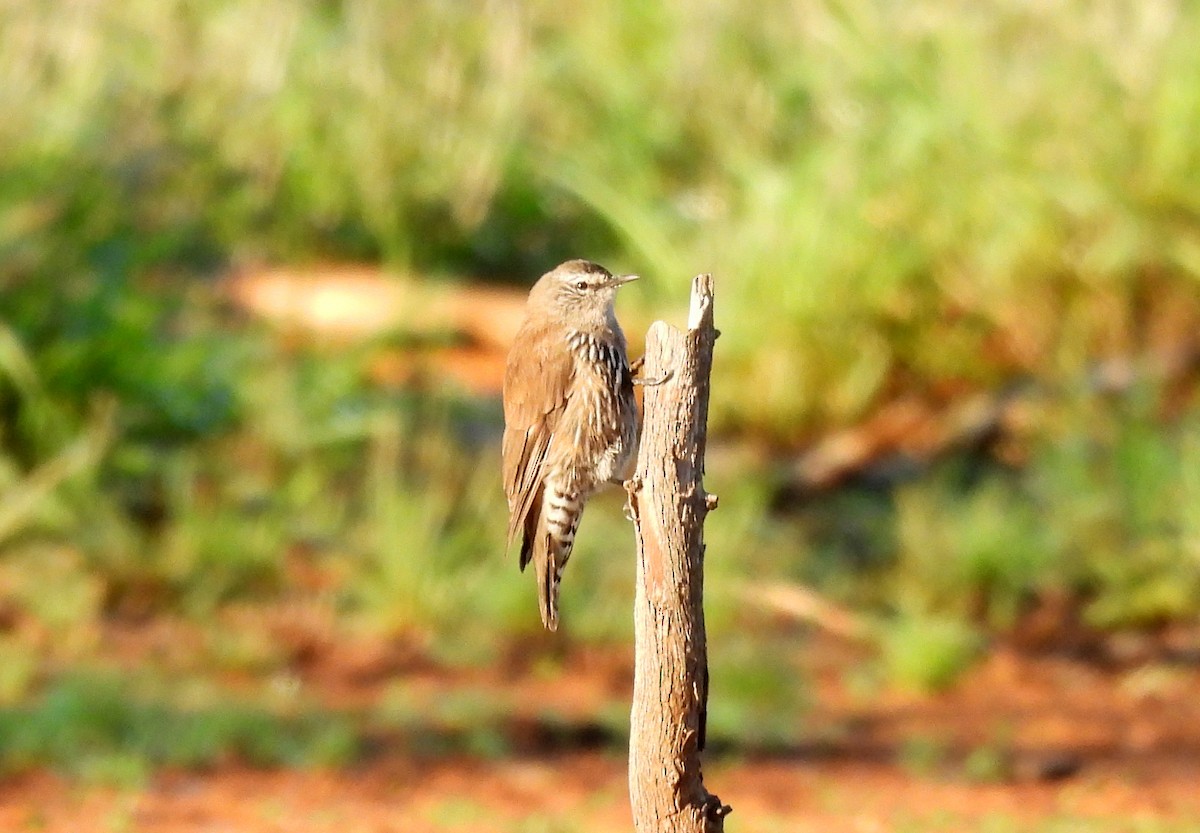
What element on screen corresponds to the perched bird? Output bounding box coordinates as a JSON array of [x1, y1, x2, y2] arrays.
[[502, 259, 641, 631]]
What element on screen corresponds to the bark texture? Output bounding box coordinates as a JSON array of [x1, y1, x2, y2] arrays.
[[627, 274, 729, 832]]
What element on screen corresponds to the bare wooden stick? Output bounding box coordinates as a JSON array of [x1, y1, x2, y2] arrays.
[[625, 274, 730, 832]]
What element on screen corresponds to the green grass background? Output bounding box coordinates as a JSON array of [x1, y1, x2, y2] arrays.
[[2, 0, 1200, 797]]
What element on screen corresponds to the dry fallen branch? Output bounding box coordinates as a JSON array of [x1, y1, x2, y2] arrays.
[[734, 580, 873, 643]]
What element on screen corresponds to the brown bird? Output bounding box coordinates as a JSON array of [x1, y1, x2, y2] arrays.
[[502, 260, 641, 631]]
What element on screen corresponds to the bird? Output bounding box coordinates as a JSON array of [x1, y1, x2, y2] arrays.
[[502, 259, 641, 631]]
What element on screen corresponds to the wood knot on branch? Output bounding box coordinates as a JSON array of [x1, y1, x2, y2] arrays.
[[702, 795, 733, 833]]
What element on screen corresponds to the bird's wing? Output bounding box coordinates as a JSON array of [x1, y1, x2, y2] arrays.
[[502, 326, 575, 564]]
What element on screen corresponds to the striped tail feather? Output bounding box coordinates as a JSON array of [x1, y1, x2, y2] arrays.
[[534, 485, 582, 631]]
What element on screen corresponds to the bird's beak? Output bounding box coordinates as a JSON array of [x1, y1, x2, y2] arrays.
[[614, 273, 640, 287]]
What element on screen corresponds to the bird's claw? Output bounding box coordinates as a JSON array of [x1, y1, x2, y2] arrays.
[[630, 354, 672, 386], [633, 369, 673, 387], [622, 476, 642, 522]]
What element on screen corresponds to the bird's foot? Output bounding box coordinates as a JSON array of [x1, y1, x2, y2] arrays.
[[622, 476, 642, 521], [633, 369, 673, 387], [630, 354, 672, 386]]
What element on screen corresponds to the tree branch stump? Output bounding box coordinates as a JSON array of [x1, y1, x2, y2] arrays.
[[626, 274, 729, 832]]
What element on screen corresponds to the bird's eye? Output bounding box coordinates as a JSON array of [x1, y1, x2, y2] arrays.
[[573, 280, 588, 291]]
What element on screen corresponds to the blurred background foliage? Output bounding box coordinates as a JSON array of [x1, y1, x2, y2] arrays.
[[2, 0, 1200, 774]]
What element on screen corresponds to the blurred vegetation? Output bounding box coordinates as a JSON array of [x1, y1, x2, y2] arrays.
[[2, 0, 1200, 773], [0, 674, 359, 783]]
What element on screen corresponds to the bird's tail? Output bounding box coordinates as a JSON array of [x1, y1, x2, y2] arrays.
[[533, 488, 582, 631]]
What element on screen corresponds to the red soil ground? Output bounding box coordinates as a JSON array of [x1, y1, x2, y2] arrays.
[[3, 634, 1200, 832]]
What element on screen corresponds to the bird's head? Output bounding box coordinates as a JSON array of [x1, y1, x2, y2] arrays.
[[529, 259, 638, 327]]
